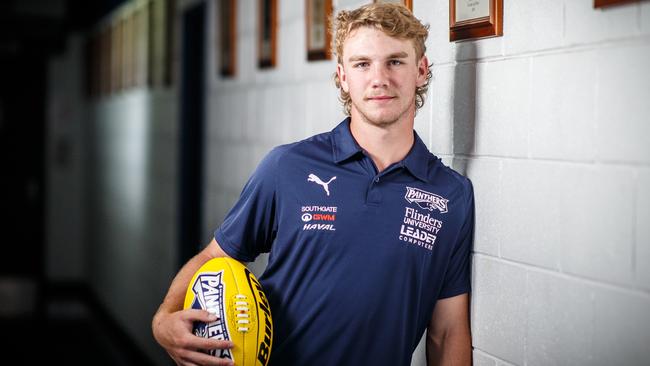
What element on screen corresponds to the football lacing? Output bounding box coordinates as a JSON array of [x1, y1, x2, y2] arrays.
[[234, 294, 250, 332]]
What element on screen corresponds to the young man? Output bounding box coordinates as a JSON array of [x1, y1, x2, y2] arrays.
[[152, 3, 474, 366]]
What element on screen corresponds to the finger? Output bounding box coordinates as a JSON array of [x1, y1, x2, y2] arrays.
[[181, 309, 220, 323], [193, 337, 234, 352]]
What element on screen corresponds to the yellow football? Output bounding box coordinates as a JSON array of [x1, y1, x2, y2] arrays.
[[184, 257, 273, 366]]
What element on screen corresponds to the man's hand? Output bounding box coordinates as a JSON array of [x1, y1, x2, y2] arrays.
[[153, 308, 234, 366]]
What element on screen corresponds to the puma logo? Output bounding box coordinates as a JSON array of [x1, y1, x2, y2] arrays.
[[307, 173, 337, 196]]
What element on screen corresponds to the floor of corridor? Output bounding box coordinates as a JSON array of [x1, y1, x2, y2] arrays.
[[0, 288, 156, 366]]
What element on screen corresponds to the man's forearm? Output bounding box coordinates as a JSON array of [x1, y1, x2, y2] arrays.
[[154, 249, 215, 316], [426, 329, 472, 366]]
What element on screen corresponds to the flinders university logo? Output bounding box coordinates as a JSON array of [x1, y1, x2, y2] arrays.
[[404, 187, 449, 214]]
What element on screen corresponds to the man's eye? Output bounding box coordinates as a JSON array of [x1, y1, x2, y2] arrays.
[[389, 60, 403, 66], [354, 62, 369, 68]]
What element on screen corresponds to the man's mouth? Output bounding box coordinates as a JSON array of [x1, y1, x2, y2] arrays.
[[366, 95, 395, 101]]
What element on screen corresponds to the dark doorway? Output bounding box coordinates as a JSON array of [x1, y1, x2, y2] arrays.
[[178, 2, 206, 267], [0, 54, 46, 316]]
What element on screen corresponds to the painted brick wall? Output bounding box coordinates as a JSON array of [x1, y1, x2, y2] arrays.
[[86, 88, 179, 365], [48, 38, 179, 365], [204, 1, 650, 365]]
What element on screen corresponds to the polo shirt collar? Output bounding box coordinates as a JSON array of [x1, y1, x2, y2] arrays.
[[332, 118, 364, 163], [331, 117, 430, 182], [401, 132, 430, 182]]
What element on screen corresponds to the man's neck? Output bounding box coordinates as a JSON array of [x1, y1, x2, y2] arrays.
[[349, 114, 415, 173]]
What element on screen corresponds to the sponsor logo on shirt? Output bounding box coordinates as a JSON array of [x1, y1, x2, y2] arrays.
[[307, 173, 337, 196], [404, 186, 449, 214], [301, 205, 337, 231], [398, 207, 443, 251]]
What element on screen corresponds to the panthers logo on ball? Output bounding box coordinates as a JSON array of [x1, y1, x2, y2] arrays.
[[184, 258, 273, 366]]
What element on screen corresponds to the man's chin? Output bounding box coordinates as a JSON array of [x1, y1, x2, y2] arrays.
[[362, 114, 400, 127]]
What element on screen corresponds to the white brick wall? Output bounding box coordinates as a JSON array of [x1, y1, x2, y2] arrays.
[[475, 58, 531, 157], [638, 169, 650, 291], [204, 1, 650, 365], [529, 51, 597, 161], [596, 44, 650, 163], [86, 89, 179, 365]]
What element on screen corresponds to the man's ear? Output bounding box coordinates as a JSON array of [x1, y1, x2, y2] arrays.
[[336, 63, 349, 93], [416, 56, 429, 87]]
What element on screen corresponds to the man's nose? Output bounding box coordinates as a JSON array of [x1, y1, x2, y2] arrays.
[[370, 65, 390, 88]]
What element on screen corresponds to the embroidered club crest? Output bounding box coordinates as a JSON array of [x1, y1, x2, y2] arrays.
[[404, 187, 449, 214]]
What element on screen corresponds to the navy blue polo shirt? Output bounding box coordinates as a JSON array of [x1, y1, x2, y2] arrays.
[[215, 118, 474, 366]]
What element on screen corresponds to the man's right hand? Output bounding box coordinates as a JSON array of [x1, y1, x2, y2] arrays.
[[152, 309, 234, 366]]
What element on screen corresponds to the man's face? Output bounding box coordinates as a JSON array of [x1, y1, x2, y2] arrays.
[[337, 26, 428, 128]]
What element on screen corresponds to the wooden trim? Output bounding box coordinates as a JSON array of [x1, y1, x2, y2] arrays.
[[164, 0, 176, 86], [306, 0, 332, 61], [449, 0, 503, 42], [594, 0, 638, 8], [219, 0, 237, 76]]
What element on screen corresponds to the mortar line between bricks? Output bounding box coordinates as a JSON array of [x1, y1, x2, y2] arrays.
[[473, 253, 650, 299], [449, 154, 650, 168], [431, 34, 650, 67]]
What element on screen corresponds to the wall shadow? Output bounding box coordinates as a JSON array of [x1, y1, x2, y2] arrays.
[[451, 43, 478, 176]]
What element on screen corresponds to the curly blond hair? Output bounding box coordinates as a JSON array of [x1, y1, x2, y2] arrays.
[[331, 3, 432, 116]]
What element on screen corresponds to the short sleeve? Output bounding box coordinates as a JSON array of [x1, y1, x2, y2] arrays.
[[438, 179, 475, 299], [214, 147, 283, 262]]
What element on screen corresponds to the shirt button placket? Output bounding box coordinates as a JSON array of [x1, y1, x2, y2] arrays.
[[367, 176, 382, 204]]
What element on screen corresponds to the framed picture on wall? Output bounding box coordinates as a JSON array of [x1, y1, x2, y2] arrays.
[[111, 20, 123, 93], [306, 0, 332, 61], [100, 28, 111, 96], [133, 5, 147, 88], [594, 0, 639, 7], [449, 0, 503, 42], [258, 0, 277, 68], [374, 0, 412, 11], [164, 0, 177, 86], [122, 12, 135, 89], [219, 0, 237, 76]]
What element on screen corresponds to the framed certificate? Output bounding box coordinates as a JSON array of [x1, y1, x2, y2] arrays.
[[122, 13, 135, 89], [594, 0, 639, 7], [306, 0, 332, 61], [449, 0, 503, 42], [219, 0, 237, 76], [258, 0, 277, 68], [373, 0, 412, 11], [111, 20, 123, 93]]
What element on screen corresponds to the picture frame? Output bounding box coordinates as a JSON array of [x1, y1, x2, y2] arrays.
[[147, 0, 176, 87], [100, 28, 111, 96], [133, 4, 148, 88], [219, 0, 237, 76], [373, 0, 412, 11], [258, 0, 278, 68], [306, 0, 332, 61], [449, 0, 503, 42], [594, 0, 639, 8], [148, 0, 164, 87], [111, 20, 123, 93], [122, 13, 135, 89], [164, 0, 176, 86]]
